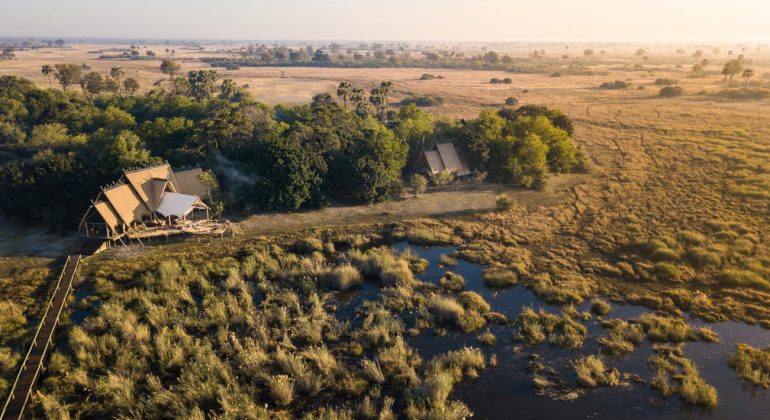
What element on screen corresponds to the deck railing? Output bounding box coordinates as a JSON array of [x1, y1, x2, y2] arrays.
[[1, 255, 81, 420]]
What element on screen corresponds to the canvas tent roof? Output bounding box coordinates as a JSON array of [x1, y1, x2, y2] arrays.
[[423, 150, 445, 174], [435, 143, 471, 176], [102, 184, 149, 225], [93, 201, 120, 233], [124, 164, 179, 210], [150, 179, 175, 211], [175, 168, 210, 199], [156, 192, 208, 218]]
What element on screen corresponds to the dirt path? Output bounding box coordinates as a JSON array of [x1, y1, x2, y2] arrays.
[[238, 176, 590, 235]]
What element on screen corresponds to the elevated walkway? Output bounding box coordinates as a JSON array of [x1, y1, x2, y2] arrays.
[[1, 255, 81, 420]]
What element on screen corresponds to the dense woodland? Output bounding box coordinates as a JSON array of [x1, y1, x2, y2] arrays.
[[0, 68, 585, 231]]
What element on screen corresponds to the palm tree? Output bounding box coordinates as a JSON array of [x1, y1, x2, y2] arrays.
[[742, 69, 754, 89], [377, 80, 394, 121], [336, 81, 352, 110], [369, 87, 385, 121], [41, 65, 54, 88]]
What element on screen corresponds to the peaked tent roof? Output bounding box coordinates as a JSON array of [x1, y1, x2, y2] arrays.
[[124, 164, 179, 211], [102, 184, 149, 225], [156, 192, 208, 218], [175, 168, 210, 199], [435, 143, 471, 176], [423, 150, 445, 174], [150, 179, 176, 211], [93, 201, 121, 233]]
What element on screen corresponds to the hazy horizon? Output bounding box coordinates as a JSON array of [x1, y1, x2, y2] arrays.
[[3, 0, 770, 43]]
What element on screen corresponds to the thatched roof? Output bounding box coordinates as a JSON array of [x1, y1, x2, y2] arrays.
[[416, 143, 470, 176], [175, 168, 210, 199], [82, 164, 214, 238], [124, 163, 179, 211], [435, 143, 471, 176], [102, 183, 148, 225], [93, 201, 121, 233]]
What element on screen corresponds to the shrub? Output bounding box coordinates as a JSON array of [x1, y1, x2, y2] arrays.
[[659, 86, 683, 97], [427, 295, 465, 325], [653, 263, 682, 282], [676, 230, 706, 246], [267, 374, 294, 407], [477, 329, 497, 346], [684, 248, 722, 268], [598, 319, 644, 355], [483, 267, 518, 288], [717, 269, 770, 291], [458, 292, 491, 313], [495, 195, 514, 211], [410, 173, 428, 196], [439, 254, 457, 267], [505, 97, 519, 106], [709, 89, 770, 101], [400, 95, 445, 107], [729, 344, 770, 388], [650, 346, 717, 408], [291, 237, 324, 254], [323, 264, 363, 290], [406, 226, 455, 245], [654, 78, 678, 86], [573, 355, 620, 387], [591, 299, 612, 315], [439, 272, 465, 292], [599, 80, 629, 89]]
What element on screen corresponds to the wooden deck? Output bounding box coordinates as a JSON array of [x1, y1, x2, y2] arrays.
[[1, 255, 81, 420], [126, 220, 230, 240]]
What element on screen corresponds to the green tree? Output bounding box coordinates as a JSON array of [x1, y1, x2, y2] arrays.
[[187, 70, 218, 100], [410, 173, 427, 197], [395, 104, 434, 161], [53, 64, 82, 92], [160, 58, 181, 81], [123, 78, 140, 96], [220, 79, 237, 100], [742, 69, 754, 89], [336, 81, 352, 110], [80, 71, 104, 101], [722, 59, 744, 86], [506, 133, 548, 190], [41, 65, 54, 88]]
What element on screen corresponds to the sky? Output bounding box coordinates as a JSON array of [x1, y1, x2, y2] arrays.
[[2, 0, 770, 42]]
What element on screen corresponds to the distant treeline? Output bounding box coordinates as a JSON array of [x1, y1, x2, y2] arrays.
[[0, 69, 585, 231], [199, 46, 557, 72]]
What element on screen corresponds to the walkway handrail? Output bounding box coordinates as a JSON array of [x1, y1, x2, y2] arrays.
[[1, 255, 81, 419]]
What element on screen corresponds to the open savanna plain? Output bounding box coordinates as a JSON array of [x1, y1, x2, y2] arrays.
[[2, 44, 770, 417]]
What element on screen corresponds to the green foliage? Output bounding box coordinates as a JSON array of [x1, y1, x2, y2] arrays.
[[456, 106, 583, 190], [0, 74, 412, 229], [659, 86, 684, 98], [599, 80, 629, 89]]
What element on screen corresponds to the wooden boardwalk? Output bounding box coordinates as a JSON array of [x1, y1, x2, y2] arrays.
[[1, 255, 81, 420]]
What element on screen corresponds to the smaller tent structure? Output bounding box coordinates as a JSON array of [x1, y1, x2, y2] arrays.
[[156, 192, 209, 220], [414, 142, 471, 177]]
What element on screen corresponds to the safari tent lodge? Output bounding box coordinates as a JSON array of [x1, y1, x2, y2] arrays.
[[79, 163, 228, 244], [413, 142, 471, 177]]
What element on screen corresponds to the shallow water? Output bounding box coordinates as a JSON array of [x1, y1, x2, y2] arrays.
[[388, 242, 770, 420]]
